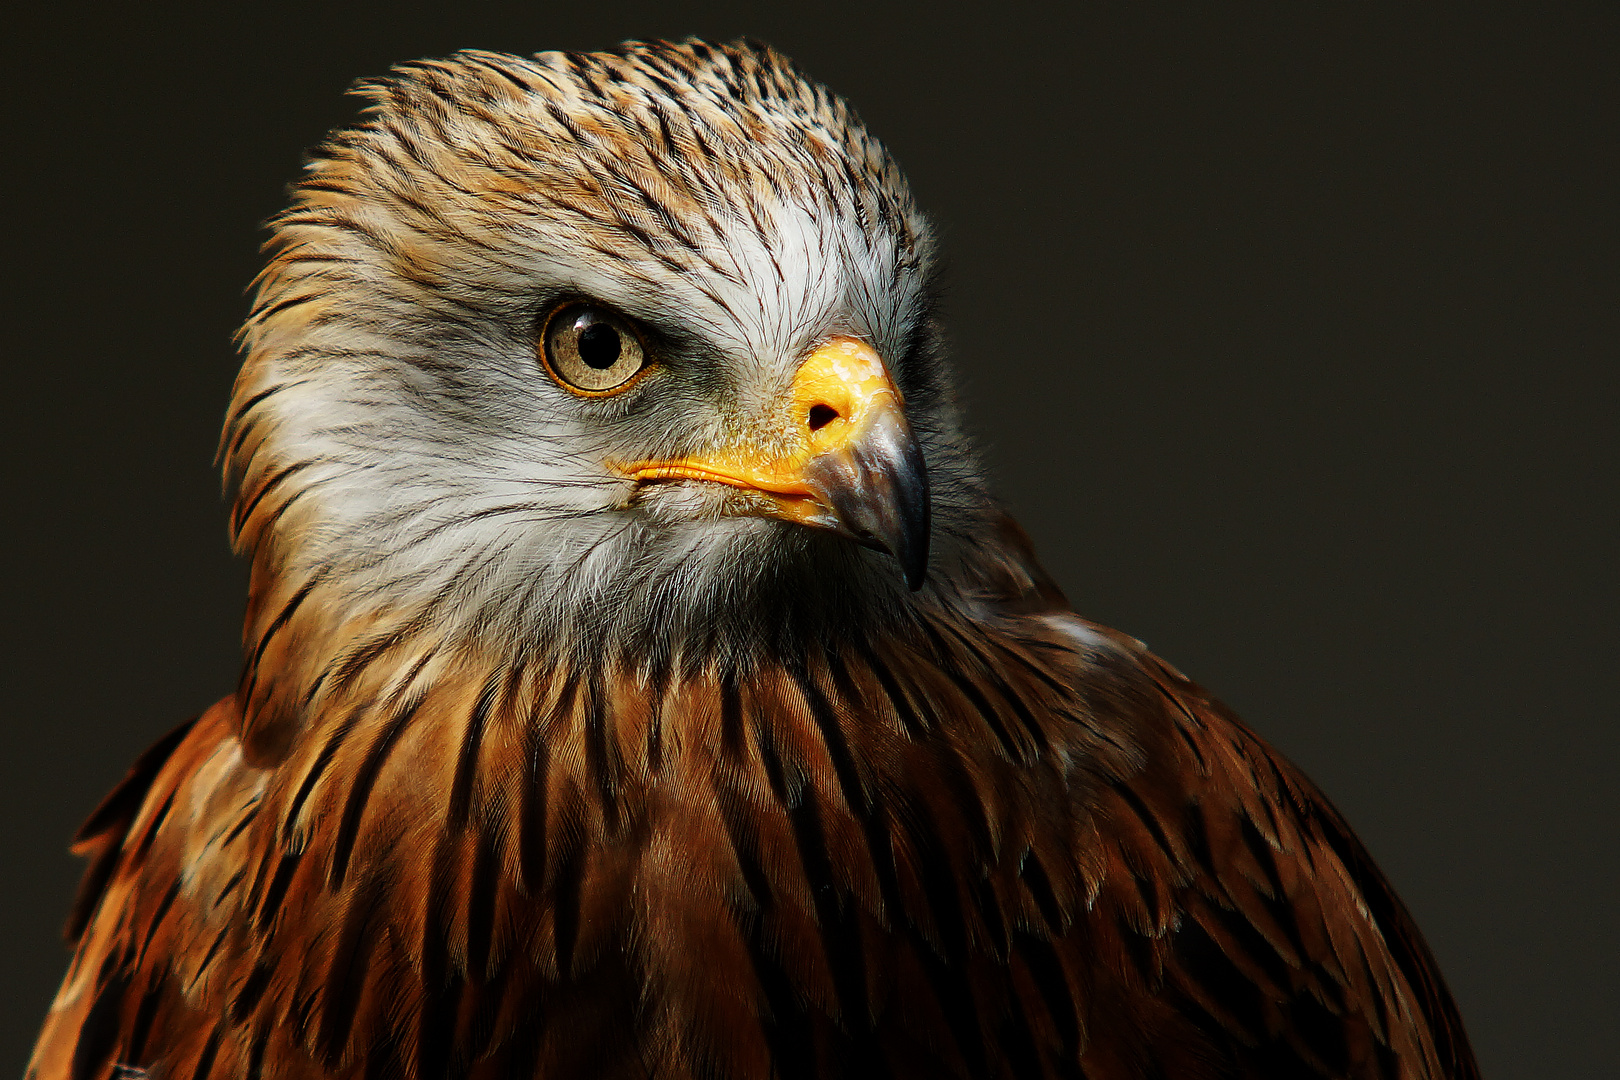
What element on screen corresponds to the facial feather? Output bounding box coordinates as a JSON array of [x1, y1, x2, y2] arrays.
[[226, 41, 973, 676]]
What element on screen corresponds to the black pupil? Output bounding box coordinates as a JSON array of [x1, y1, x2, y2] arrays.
[[577, 320, 622, 369]]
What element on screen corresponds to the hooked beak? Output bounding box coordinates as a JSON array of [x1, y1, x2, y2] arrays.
[[616, 337, 931, 590]]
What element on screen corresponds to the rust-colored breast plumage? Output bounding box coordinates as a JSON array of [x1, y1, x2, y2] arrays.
[[30, 600, 1477, 1080]]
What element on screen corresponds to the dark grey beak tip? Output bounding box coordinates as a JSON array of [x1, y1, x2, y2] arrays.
[[805, 409, 931, 592], [893, 468, 930, 591], [847, 510, 928, 591], [894, 427, 931, 590], [900, 547, 929, 591], [847, 425, 931, 591]]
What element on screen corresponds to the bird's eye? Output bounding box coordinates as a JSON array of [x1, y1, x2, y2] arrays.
[[540, 304, 649, 394]]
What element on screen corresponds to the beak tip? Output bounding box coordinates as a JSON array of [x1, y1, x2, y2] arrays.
[[902, 557, 928, 591], [845, 523, 928, 591], [838, 419, 930, 593], [883, 485, 930, 592]]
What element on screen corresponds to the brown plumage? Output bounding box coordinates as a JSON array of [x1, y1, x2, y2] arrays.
[[29, 39, 1478, 1080]]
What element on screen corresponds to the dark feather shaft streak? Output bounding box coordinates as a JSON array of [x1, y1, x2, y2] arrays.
[[30, 609, 1476, 1080]]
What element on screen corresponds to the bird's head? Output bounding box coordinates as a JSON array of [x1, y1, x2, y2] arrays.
[[226, 40, 1005, 667]]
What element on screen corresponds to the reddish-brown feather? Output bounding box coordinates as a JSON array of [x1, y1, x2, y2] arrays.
[[30, 583, 1478, 1080]]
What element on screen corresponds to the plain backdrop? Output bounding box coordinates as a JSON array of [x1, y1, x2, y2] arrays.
[[3, 3, 1614, 1076]]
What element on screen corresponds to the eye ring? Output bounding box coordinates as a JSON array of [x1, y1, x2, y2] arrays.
[[538, 302, 650, 395]]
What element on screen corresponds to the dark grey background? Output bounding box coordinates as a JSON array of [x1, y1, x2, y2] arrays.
[[4, 3, 1614, 1076]]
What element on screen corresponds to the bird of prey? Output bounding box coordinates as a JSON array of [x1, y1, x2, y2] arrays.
[[29, 38, 1478, 1080]]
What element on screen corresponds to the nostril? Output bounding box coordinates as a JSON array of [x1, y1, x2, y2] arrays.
[[807, 403, 840, 431]]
